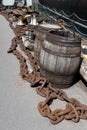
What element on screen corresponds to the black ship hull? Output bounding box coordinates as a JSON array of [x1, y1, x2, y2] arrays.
[[38, 0, 87, 37], [39, 0, 87, 19]]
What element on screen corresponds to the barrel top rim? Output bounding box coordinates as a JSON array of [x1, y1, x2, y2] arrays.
[[47, 30, 81, 42]]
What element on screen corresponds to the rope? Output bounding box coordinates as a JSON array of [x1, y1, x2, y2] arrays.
[[61, 10, 87, 22], [74, 26, 87, 37], [61, 10, 74, 18], [65, 23, 73, 28], [73, 13, 87, 22]]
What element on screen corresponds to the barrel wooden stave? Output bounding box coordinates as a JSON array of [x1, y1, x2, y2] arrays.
[[34, 25, 61, 64], [34, 27, 48, 63]]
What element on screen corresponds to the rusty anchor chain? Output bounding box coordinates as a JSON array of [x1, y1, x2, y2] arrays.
[[2, 10, 87, 125]]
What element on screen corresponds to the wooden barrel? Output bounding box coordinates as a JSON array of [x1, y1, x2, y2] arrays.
[[40, 30, 81, 88], [34, 23, 61, 64]]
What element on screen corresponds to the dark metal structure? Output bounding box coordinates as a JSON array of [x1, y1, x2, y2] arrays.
[[38, 0, 87, 37], [39, 0, 87, 19]]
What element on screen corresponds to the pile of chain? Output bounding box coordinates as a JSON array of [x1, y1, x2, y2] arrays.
[[1, 10, 87, 125]]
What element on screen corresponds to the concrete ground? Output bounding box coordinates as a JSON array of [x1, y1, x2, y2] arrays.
[[0, 15, 87, 130]]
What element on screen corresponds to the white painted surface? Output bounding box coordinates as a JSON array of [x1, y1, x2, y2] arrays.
[[0, 15, 87, 130], [2, 0, 15, 6], [26, 0, 32, 7], [40, 23, 61, 29]]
